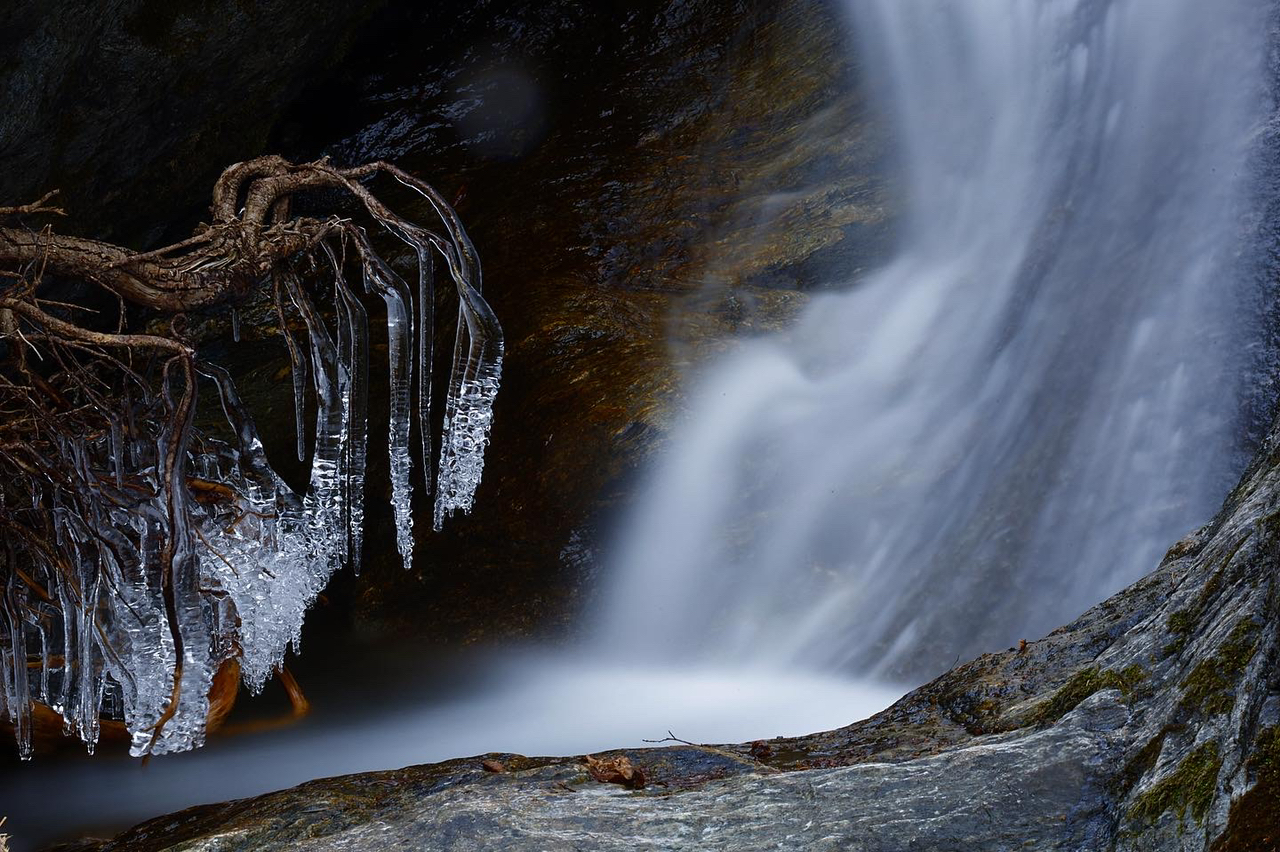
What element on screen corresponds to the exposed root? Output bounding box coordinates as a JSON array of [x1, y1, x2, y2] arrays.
[[0, 157, 503, 759]]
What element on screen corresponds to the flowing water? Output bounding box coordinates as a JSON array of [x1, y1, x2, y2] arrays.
[[0, 644, 899, 849], [4, 1, 1278, 847], [598, 0, 1275, 682]]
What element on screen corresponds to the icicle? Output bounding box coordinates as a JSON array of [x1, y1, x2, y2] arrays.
[[52, 554, 73, 717], [417, 247, 435, 500], [354, 230, 415, 570], [75, 564, 101, 749], [3, 578, 32, 760], [282, 272, 347, 532], [434, 271, 503, 529], [273, 277, 310, 463], [357, 177, 503, 531], [199, 363, 299, 510], [328, 246, 369, 572], [33, 615, 49, 706], [110, 418, 124, 489], [123, 386, 137, 469], [139, 358, 214, 756]]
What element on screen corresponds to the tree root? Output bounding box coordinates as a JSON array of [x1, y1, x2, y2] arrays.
[[0, 156, 501, 759]]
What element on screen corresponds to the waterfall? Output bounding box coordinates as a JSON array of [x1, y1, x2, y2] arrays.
[[597, 0, 1273, 681]]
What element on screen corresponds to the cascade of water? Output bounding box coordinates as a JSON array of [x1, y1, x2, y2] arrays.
[[598, 0, 1273, 681]]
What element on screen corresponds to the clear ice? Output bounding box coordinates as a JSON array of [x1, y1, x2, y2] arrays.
[[0, 188, 503, 760]]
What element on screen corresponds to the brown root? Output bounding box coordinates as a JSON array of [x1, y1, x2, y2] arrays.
[[0, 156, 500, 759]]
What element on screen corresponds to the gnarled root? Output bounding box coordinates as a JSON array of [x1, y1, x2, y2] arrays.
[[0, 157, 503, 759]]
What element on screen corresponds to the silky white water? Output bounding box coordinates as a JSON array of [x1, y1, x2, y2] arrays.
[[598, 0, 1274, 681], [0, 648, 901, 849]]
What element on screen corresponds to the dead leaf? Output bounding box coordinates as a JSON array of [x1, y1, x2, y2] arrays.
[[584, 754, 646, 789]]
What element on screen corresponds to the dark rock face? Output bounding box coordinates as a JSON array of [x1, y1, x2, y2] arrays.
[[0, 0, 895, 648], [0, 0, 384, 243], [56, 391, 1280, 851], [288, 0, 895, 644]]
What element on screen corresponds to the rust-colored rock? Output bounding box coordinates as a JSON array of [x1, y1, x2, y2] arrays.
[[584, 754, 646, 789]]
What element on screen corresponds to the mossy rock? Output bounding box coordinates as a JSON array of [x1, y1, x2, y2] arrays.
[[1128, 741, 1223, 828], [1213, 726, 1280, 851], [1022, 664, 1148, 728], [1178, 618, 1260, 717]]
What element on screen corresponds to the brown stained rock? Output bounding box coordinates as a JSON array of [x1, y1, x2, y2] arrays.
[[324, 0, 894, 648], [583, 755, 646, 789]]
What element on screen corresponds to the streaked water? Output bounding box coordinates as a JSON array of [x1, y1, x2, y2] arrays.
[[0, 648, 900, 850], [598, 0, 1274, 681]]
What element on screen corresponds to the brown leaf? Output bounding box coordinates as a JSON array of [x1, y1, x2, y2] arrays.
[[584, 754, 646, 789]]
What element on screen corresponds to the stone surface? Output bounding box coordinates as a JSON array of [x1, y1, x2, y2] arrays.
[[275, 0, 895, 646], [75, 707, 1119, 851]]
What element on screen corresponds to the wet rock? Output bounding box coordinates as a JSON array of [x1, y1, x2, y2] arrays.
[[290, 0, 896, 644]]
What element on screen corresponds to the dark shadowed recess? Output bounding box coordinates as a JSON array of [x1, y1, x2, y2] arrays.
[[0, 0, 894, 742], [260, 0, 893, 666]]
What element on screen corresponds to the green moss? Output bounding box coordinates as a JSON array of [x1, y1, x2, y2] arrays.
[[1114, 734, 1169, 798], [1210, 728, 1280, 851], [1220, 619, 1261, 669], [1180, 661, 1235, 716], [1178, 618, 1259, 717], [1118, 664, 1149, 687], [1128, 742, 1222, 827], [938, 687, 1007, 736], [1251, 726, 1280, 787], [1024, 665, 1147, 727], [1164, 609, 1196, 655], [1168, 609, 1197, 635]]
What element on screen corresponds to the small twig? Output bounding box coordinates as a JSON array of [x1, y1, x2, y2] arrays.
[[0, 189, 65, 219], [101, 229, 216, 270], [9, 318, 42, 362], [32, 296, 100, 313], [193, 525, 239, 577], [0, 297, 192, 355], [642, 730, 700, 747]]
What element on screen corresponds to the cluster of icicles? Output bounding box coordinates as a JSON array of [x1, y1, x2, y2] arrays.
[[0, 213, 502, 760]]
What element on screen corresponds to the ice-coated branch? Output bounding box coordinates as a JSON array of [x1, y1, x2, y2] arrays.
[[0, 157, 504, 759]]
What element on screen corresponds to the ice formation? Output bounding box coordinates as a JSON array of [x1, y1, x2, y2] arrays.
[[0, 187, 502, 759]]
